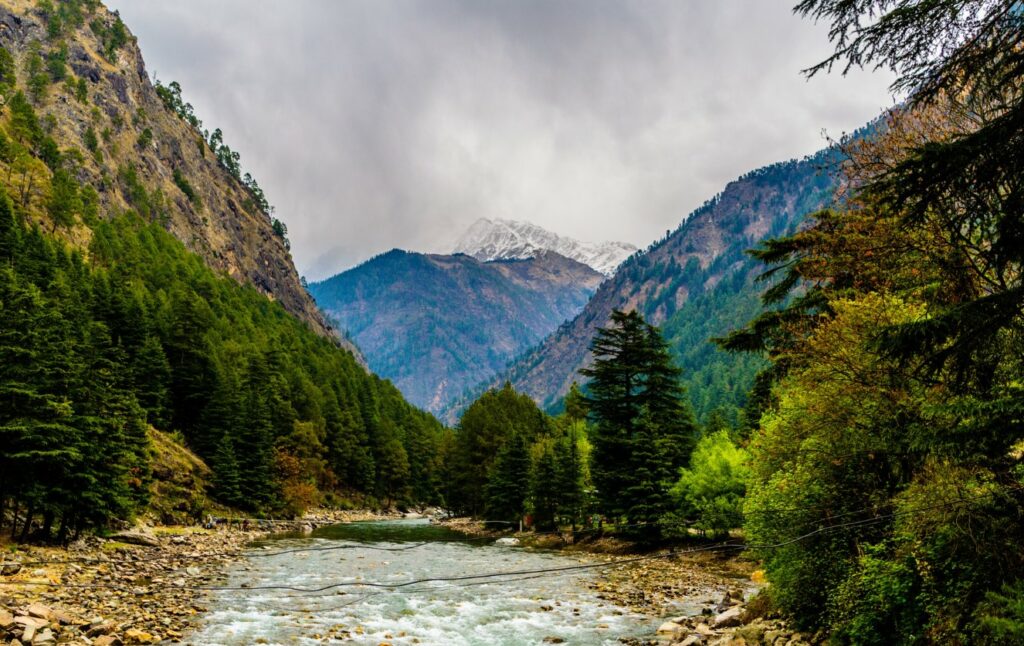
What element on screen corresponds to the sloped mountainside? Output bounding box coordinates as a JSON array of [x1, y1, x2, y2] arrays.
[[0, 0, 338, 341], [454, 147, 844, 424], [453, 217, 637, 276], [309, 249, 604, 413]]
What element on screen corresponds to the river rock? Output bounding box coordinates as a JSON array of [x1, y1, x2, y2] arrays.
[[657, 621, 684, 636], [495, 537, 519, 546], [109, 532, 159, 547], [0, 609, 13, 629], [124, 628, 156, 643], [712, 606, 743, 628], [31, 627, 55, 645], [93, 636, 123, 646], [25, 604, 52, 620], [679, 636, 704, 646], [0, 563, 20, 576]]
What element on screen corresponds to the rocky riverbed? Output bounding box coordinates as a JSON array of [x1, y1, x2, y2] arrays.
[[0, 508, 405, 645], [435, 518, 818, 646]]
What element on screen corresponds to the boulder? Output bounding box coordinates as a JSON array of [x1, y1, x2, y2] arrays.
[[124, 628, 156, 643], [109, 532, 159, 547], [712, 606, 743, 629], [657, 621, 684, 636], [25, 604, 52, 620], [0, 563, 21, 576]]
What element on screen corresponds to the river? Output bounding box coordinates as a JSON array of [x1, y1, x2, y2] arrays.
[[181, 519, 657, 645]]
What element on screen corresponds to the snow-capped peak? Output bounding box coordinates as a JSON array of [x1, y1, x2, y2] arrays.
[[452, 218, 637, 276]]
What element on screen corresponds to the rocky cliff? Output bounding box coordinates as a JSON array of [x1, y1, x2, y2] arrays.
[[0, 0, 339, 341]]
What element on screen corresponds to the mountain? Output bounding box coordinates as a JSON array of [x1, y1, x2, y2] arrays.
[[0, 0, 447, 532], [446, 146, 846, 425], [309, 249, 604, 413], [0, 0, 348, 345], [453, 218, 637, 276]]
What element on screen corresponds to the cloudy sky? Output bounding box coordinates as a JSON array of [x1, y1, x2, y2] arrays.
[[108, 0, 896, 281]]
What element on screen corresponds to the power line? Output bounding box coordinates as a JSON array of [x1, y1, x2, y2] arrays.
[[6, 484, 1014, 568]]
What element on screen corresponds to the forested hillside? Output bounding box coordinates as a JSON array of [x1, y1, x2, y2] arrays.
[[0, 0, 343, 341], [310, 249, 603, 415], [0, 0, 446, 539], [463, 146, 843, 425]]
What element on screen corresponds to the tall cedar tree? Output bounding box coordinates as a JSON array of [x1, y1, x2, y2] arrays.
[[580, 310, 697, 534]]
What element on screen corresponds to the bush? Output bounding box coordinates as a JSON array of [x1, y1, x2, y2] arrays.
[[670, 430, 749, 536]]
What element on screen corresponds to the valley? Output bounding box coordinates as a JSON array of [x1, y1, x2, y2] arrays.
[[1, 0, 1021, 645]]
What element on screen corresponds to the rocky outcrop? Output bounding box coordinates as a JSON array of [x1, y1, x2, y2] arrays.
[[0, 0, 353, 351]]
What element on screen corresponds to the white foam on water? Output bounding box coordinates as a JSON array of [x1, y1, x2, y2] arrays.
[[180, 522, 655, 646]]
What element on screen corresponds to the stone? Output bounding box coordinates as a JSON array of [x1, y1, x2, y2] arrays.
[[764, 630, 789, 645], [0, 609, 13, 629], [0, 563, 21, 576], [14, 617, 48, 630], [109, 532, 159, 548], [679, 636, 704, 646], [93, 636, 124, 646], [25, 604, 52, 620], [657, 621, 684, 636], [21, 623, 37, 643], [734, 624, 765, 643], [712, 606, 743, 629], [31, 628, 55, 645], [542, 638, 565, 644], [124, 628, 156, 643]]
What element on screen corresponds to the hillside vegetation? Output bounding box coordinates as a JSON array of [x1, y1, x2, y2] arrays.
[[0, 0, 447, 540]]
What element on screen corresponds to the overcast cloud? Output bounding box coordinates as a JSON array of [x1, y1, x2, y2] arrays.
[[107, 0, 896, 280]]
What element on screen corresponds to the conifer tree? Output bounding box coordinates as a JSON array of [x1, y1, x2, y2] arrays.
[[484, 432, 531, 524], [580, 309, 697, 533]]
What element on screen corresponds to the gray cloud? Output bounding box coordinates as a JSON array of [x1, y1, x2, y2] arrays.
[[108, 0, 896, 280]]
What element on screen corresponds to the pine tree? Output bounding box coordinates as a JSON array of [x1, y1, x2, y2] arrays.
[[580, 310, 697, 533], [211, 433, 243, 507], [484, 432, 531, 524], [530, 443, 560, 530]]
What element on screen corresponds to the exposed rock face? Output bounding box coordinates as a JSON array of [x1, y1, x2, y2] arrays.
[[453, 217, 637, 277], [309, 249, 604, 414], [0, 0, 351, 349]]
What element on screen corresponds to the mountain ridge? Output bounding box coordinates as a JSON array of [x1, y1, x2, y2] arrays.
[[310, 248, 603, 413], [442, 145, 846, 423], [453, 217, 637, 276]]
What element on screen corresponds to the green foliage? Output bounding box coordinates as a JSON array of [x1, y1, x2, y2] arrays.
[[46, 167, 82, 231], [729, 1, 1024, 639], [136, 127, 152, 149], [447, 383, 549, 516], [580, 309, 698, 536], [0, 47, 16, 91], [89, 14, 128, 62], [670, 430, 749, 536], [484, 432, 531, 523], [171, 168, 199, 207]]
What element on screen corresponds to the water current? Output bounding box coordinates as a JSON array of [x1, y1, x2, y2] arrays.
[[183, 519, 657, 645]]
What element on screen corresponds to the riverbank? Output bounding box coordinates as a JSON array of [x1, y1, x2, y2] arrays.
[[434, 518, 816, 646], [0, 508, 403, 645]]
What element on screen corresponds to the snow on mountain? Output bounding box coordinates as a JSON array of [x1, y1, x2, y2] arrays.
[[452, 218, 637, 276]]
